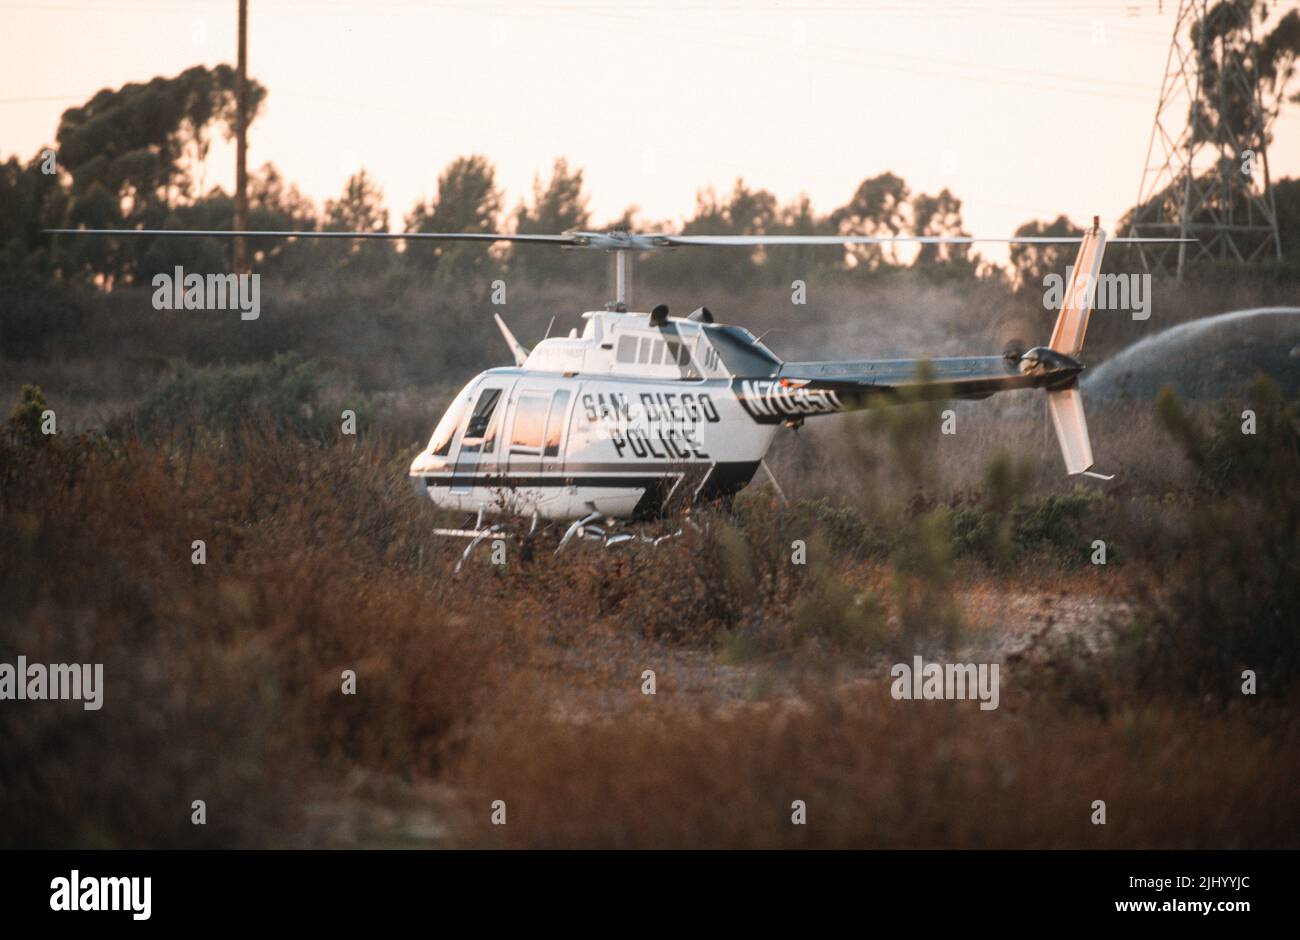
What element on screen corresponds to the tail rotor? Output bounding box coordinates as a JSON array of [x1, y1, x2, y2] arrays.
[[1044, 217, 1112, 480]]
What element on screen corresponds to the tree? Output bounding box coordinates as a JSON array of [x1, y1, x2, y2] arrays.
[[405, 155, 503, 284], [511, 158, 590, 284], [245, 162, 319, 275], [323, 169, 393, 273], [1193, 1, 1300, 145], [1009, 215, 1083, 294], [657, 179, 781, 289], [1259, 6, 1300, 122], [250, 162, 317, 229], [910, 188, 970, 267], [0, 151, 67, 281], [1118, 3, 1300, 264], [832, 171, 911, 270], [50, 65, 266, 284], [760, 193, 840, 288]]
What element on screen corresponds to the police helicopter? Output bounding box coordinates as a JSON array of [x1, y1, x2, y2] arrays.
[[49, 218, 1188, 557]]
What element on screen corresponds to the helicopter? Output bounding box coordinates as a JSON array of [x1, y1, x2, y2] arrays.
[[49, 218, 1189, 553]]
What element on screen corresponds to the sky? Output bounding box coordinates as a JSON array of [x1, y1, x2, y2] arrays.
[[3, 0, 1298, 254]]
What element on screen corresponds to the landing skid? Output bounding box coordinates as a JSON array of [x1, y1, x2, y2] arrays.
[[556, 511, 684, 551], [432, 506, 535, 573], [433, 508, 687, 573]]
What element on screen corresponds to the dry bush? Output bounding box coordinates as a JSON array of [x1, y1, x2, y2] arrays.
[[447, 689, 1300, 849], [1118, 379, 1300, 699], [3, 329, 1295, 850], [547, 492, 898, 658], [0, 422, 510, 847]]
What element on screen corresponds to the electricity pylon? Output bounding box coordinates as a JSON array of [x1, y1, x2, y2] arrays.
[[1127, 0, 1283, 277]]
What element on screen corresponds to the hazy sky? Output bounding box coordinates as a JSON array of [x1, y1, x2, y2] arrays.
[[4, 0, 1298, 250]]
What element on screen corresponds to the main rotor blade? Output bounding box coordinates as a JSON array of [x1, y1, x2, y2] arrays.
[[658, 234, 1193, 246], [43, 228, 583, 244], [43, 228, 1194, 247]]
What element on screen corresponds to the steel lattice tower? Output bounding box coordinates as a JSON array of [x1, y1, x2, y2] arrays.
[[1128, 0, 1283, 277]]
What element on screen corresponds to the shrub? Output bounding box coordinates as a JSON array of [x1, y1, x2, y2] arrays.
[[0, 282, 87, 358], [1123, 378, 1300, 699], [891, 507, 962, 651], [0, 414, 502, 846], [116, 352, 323, 440]]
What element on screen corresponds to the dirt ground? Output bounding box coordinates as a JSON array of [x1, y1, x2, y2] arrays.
[[299, 575, 1132, 848]]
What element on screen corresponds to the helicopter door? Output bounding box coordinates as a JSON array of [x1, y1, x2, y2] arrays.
[[450, 384, 505, 493], [541, 389, 572, 475], [506, 388, 573, 494]]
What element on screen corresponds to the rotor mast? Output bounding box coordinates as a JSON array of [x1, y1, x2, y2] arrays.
[[611, 249, 631, 310], [604, 225, 634, 311]]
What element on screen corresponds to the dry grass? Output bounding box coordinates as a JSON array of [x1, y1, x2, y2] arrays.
[[0, 426, 508, 846], [2, 270, 1297, 848], [2, 410, 1296, 849], [447, 693, 1300, 849]]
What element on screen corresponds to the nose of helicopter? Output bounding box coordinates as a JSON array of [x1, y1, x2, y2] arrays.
[[408, 451, 448, 497]]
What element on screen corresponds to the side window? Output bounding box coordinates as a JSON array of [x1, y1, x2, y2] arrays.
[[651, 339, 664, 364], [637, 337, 651, 364], [543, 390, 571, 458], [699, 341, 719, 371], [616, 335, 637, 363], [461, 388, 501, 453], [511, 395, 549, 452]]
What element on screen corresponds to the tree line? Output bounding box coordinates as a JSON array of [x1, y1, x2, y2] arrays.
[[2, 2, 1298, 293]]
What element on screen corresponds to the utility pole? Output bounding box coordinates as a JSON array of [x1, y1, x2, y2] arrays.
[[233, 0, 249, 274], [1128, 0, 1282, 279]]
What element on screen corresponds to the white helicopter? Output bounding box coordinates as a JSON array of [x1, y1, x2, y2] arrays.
[[400, 219, 1160, 549], [51, 218, 1187, 553]]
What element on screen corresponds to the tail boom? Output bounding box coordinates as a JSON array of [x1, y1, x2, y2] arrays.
[[742, 219, 1114, 477]]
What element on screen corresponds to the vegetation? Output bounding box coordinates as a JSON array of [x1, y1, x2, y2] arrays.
[[1122, 378, 1300, 699], [2, 0, 1299, 850], [1, 372, 1296, 848]]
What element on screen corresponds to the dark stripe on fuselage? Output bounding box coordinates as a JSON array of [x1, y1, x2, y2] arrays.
[[420, 460, 761, 519], [423, 474, 667, 489]]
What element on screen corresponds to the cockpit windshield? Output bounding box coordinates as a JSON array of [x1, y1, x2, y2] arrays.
[[702, 324, 781, 378], [427, 384, 474, 456]]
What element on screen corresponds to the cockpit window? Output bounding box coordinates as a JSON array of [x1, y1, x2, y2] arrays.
[[465, 388, 501, 439], [428, 388, 472, 456], [703, 325, 781, 377]]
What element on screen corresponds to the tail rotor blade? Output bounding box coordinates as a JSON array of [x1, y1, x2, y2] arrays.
[[1048, 220, 1107, 357], [1047, 384, 1096, 476]]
